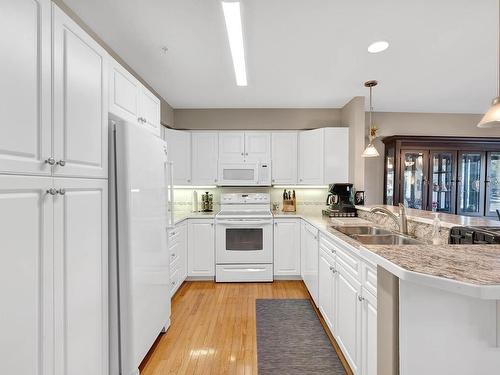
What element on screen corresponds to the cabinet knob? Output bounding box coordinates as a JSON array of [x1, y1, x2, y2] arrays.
[[45, 157, 56, 166], [187, 179, 191, 183], [56, 160, 66, 167], [241, 152, 244, 156], [171, 253, 176, 257], [245, 152, 248, 156], [331, 249, 336, 254], [46, 188, 57, 195], [58, 188, 66, 196], [358, 295, 364, 302], [214, 179, 218, 183]]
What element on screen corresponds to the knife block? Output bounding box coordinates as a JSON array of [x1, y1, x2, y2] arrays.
[[282, 198, 296, 212]]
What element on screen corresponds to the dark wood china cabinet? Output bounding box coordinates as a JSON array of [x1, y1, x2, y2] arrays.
[[382, 136, 500, 217]]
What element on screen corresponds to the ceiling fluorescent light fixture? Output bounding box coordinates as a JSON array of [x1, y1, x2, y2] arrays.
[[368, 40, 389, 53], [222, 1, 247, 86]]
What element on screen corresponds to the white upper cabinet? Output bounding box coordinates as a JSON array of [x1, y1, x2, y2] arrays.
[[0, 0, 52, 176], [219, 132, 246, 162], [324, 128, 349, 183], [109, 59, 140, 124], [271, 132, 298, 184], [298, 128, 349, 185], [244, 132, 271, 162], [298, 129, 324, 185], [52, 5, 108, 179], [273, 219, 301, 276], [138, 85, 161, 137], [165, 129, 191, 185], [192, 132, 219, 185]]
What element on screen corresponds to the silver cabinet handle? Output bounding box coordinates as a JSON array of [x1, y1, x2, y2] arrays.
[[171, 281, 176, 286], [45, 157, 56, 165], [56, 160, 66, 167], [330, 249, 336, 254], [214, 179, 217, 182], [46, 188, 57, 195], [58, 188, 66, 196], [245, 152, 248, 156], [329, 266, 334, 271], [241, 152, 244, 156], [187, 179, 191, 183], [299, 178, 303, 182], [358, 295, 364, 302], [274, 222, 278, 226], [171, 253, 176, 257]]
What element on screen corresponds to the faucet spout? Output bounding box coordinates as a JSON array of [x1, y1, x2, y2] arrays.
[[370, 204, 409, 235]]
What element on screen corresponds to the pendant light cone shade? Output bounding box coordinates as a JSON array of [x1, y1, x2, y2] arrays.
[[362, 80, 380, 158], [478, 97, 500, 128], [478, 0, 500, 127], [362, 143, 380, 157]]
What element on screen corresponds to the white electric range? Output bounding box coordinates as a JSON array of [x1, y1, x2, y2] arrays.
[[215, 193, 273, 282]]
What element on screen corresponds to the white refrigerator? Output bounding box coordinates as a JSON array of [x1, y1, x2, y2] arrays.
[[109, 120, 174, 375]]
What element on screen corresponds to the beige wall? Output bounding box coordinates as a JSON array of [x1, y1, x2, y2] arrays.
[[364, 112, 500, 204], [54, 0, 174, 127], [173, 108, 342, 130], [341, 97, 365, 190]]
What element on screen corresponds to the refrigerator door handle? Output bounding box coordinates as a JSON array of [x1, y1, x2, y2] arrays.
[[166, 161, 175, 228]]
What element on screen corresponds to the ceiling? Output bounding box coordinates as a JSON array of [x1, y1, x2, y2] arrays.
[[64, 0, 497, 113]]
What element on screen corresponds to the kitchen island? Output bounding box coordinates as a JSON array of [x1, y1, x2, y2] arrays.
[[275, 205, 500, 375]]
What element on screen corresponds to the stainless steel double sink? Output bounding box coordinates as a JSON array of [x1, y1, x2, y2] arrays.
[[331, 225, 424, 245]]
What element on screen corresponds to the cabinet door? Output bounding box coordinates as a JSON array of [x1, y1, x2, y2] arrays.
[[139, 86, 161, 137], [219, 132, 245, 162], [486, 152, 500, 217], [400, 150, 428, 210], [52, 5, 108, 179], [273, 219, 300, 276], [361, 288, 377, 375], [429, 151, 457, 213], [301, 221, 319, 306], [457, 151, 485, 217], [53, 178, 108, 375], [165, 129, 191, 185], [318, 250, 335, 332], [0, 175, 54, 375], [324, 128, 349, 184], [192, 132, 219, 185], [0, 0, 52, 175], [298, 129, 324, 185], [335, 264, 361, 374], [271, 132, 298, 184], [178, 222, 188, 281], [384, 144, 396, 205], [188, 220, 215, 277], [245, 132, 271, 162], [109, 59, 140, 123]]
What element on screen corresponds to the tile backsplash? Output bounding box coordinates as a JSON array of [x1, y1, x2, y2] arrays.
[[173, 187, 329, 211]]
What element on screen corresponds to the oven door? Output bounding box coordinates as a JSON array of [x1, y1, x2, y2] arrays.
[[218, 162, 259, 186], [216, 218, 273, 264]]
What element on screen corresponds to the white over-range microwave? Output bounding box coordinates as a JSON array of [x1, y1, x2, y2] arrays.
[[217, 161, 271, 186]]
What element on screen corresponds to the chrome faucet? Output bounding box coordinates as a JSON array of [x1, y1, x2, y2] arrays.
[[370, 203, 408, 235]]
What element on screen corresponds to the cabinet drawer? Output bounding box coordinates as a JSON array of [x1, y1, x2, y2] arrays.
[[169, 268, 180, 296], [362, 262, 377, 297], [319, 246, 336, 266], [170, 252, 181, 274], [169, 241, 181, 266], [168, 227, 181, 246], [320, 234, 337, 258], [336, 245, 360, 279]]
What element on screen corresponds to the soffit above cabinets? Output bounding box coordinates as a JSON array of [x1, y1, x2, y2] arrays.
[[63, 0, 496, 113]]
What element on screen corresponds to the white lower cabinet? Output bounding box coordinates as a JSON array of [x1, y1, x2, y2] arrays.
[[301, 220, 319, 306], [169, 221, 188, 297], [273, 219, 301, 277], [188, 219, 215, 277], [361, 287, 377, 375], [335, 263, 362, 375], [318, 248, 336, 332], [0, 175, 108, 375]]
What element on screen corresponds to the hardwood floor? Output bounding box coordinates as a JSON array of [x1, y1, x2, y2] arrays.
[[139, 281, 350, 375]]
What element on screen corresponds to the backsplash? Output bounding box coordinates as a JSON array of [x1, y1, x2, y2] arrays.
[[173, 187, 329, 212]]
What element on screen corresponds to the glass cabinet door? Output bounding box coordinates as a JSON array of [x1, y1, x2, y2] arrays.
[[457, 152, 485, 216], [486, 152, 500, 217], [429, 151, 457, 213], [385, 146, 395, 205], [401, 151, 427, 210]]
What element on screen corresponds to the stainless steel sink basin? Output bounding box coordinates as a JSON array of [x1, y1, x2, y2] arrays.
[[331, 225, 393, 236], [350, 234, 424, 245]]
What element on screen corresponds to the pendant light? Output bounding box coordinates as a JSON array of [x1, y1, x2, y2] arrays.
[[362, 80, 380, 158], [478, 0, 500, 128]]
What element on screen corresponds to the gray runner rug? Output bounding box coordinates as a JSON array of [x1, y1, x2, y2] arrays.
[[256, 299, 346, 375]]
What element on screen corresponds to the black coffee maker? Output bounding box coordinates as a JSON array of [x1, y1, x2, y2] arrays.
[[323, 183, 357, 217]]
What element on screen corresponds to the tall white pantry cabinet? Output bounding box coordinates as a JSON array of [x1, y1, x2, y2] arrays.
[[0, 2, 109, 375]]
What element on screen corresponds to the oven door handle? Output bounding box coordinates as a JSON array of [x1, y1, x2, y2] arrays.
[[216, 219, 273, 225]]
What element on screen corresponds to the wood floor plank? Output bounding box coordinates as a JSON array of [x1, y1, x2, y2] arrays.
[[139, 280, 348, 375]]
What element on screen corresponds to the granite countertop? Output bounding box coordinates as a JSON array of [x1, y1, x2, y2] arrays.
[[274, 207, 500, 299]]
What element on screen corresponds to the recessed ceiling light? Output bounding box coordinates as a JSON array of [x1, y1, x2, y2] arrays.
[[368, 40, 389, 53], [221, 1, 247, 86]]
